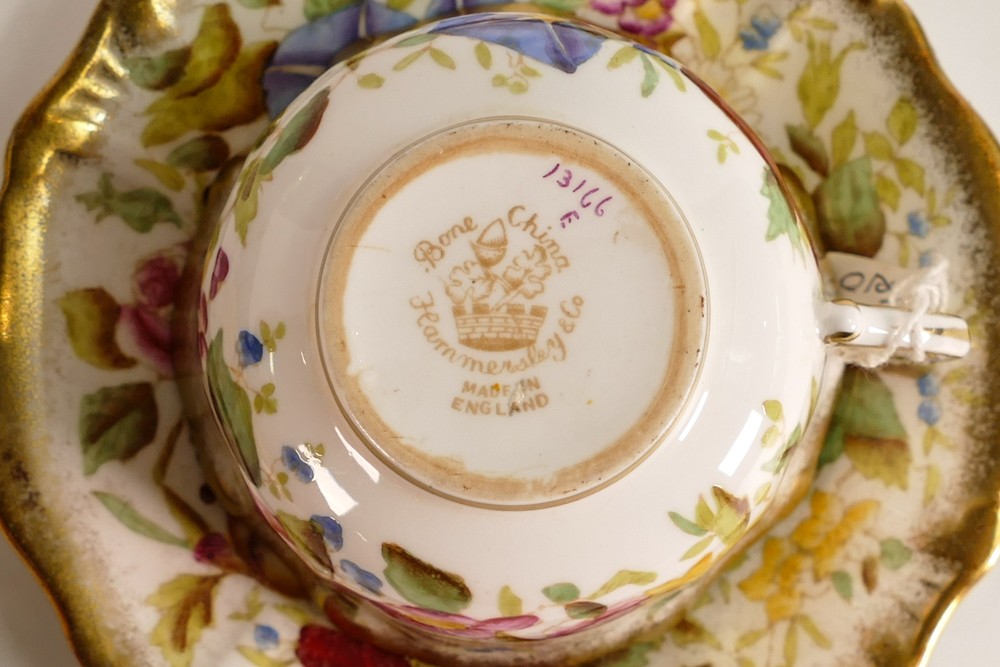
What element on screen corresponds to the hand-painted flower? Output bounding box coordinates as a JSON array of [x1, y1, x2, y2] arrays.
[[907, 211, 931, 238], [341, 559, 384, 593], [310, 515, 344, 551], [134, 253, 181, 308], [740, 8, 782, 51], [253, 623, 280, 648], [282, 445, 315, 483], [119, 305, 173, 376], [237, 330, 265, 367], [590, 0, 677, 37]]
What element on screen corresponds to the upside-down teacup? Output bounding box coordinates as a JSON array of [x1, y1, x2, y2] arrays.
[[179, 12, 969, 666]]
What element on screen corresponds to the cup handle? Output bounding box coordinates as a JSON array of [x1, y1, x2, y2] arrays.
[[819, 299, 970, 363]]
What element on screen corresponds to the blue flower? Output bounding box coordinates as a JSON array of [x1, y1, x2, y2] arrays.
[[310, 515, 344, 551], [917, 373, 939, 397], [740, 9, 782, 51], [237, 330, 264, 367], [918, 398, 940, 425], [908, 211, 930, 238], [281, 445, 315, 483], [341, 559, 383, 593], [253, 624, 280, 649]]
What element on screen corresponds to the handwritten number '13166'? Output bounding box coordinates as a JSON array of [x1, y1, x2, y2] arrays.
[[542, 163, 613, 228]]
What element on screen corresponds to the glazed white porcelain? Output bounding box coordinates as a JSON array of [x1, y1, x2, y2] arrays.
[[195, 12, 969, 657]]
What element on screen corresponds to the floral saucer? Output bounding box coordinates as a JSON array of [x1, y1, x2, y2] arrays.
[[1, 1, 998, 666]]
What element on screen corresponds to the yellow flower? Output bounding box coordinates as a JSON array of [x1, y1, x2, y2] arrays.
[[791, 491, 880, 580], [738, 537, 804, 623]]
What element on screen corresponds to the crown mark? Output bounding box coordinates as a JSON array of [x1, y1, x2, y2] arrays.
[[446, 219, 552, 351]]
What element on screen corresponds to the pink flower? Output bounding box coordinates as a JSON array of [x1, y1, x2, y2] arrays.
[[119, 304, 173, 376], [116, 245, 187, 376], [133, 253, 181, 308], [590, 0, 677, 36]]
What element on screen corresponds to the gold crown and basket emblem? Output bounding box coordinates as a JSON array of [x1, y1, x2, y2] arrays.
[[446, 218, 552, 352]]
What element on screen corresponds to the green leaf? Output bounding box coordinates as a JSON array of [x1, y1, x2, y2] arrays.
[[237, 0, 282, 7], [143, 40, 278, 147], [784, 619, 798, 665], [761, 168, 805, 253], [304, 0, 357, 21], [58, 288, 135, 370], [640, 54, 659, 98], [261, 89, 330, 175], [429, 47, 456, 70], [166, 4, 242, 99], [166, 135, 231, 171], [474, 41, 492, 69], [798, 614, 831, 648], [135, 159, 185, 191], [831, 110, 858, 168], [863, 131, 895, 161], [736, 627, 769, 650], [693, 9, 721, 59], [229, 587, 264, 621], [75, 172, 182, 231], [234, 158, 262, 245], [894, 157, 926, 195], [875, 173, 901, 211], [382, 543, 471, 613], [819, 368, 910, 490], [831, 570, 853, 600], [653, 57, 686, 91], [880, 538, 913, 570], [565, 600, 607, 620], [93, 491, 188, 547], [681, 534, 715, 560], [798, 38, 863, 130], [126, 47, 191, 90], [813, 157, 886, 257], [508, 80, 529, 95], [393, 49, 425, 72], [237, 646, 294, 667], [694, 496, 714, 527], [206, 330, 261, 484], [273, 602, 317, 626], [498, 585, 523, 617], [395, 33, 437, 48], [542, 582, 580, 604], [761, 425, 781, 447], [786, 124, 829, 176], [357, 73, 384, 89], [669, 511, 708, 537], [924, 464, 941, 505], [589, 570, 657, 600], [80, 383, 158, 475], [608, 46, 638, 70], [763, 399, 783, 421], [147, 574, 224, 667], [888, 97, 918, 146]]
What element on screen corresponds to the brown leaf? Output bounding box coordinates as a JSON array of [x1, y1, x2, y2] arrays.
[[845, 435, 911, 489], [862, 555, 879, 593], [147, 574, 224, 666]]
